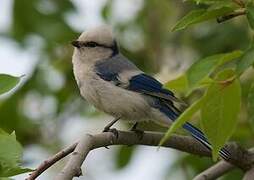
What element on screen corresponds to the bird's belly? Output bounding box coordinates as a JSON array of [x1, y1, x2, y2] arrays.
[[80, 78, 152, 121]]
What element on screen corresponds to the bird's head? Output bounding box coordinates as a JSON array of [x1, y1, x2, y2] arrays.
[[72, 25, 119, 63]]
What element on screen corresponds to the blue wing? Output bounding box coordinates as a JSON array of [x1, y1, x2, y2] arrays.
[[127, 73, 183, 104]]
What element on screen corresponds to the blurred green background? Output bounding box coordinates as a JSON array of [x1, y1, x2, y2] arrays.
[[0, 0, 253, 179]]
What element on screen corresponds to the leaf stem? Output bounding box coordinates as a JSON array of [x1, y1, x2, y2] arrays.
[[217, 75, 236, 85]]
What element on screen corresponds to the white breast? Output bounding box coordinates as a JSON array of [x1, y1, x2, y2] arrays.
[[73, 67, 152, 122], [88, 77, 153, 121]]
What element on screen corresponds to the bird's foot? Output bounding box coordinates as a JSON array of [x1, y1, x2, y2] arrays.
[[102, 128, 119, 149], [131, 126, 144, 140], [103, 128, 119, 139]]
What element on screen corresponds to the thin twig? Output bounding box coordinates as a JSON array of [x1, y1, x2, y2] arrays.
[[217, 9, 246, 23], [26, 143, 78, 180], [193, 148, 254, 180], [193, 161, 234, 180]]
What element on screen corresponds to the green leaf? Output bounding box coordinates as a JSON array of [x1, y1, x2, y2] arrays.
[[0, 74, 21, 95], [201, 69, 241, 160], [164, 75, 214, 96], [164, 75, 188, 93], [236, 47, 254, 75], [159, 97, 204, 146], [172, 7, 234, 32], [187, 50, 242, 89], [101, 0, 113, 20], [0, 130, 32, 177], [246, 2, 254, 30], [247, 82, 254, 130], [115, 146, 135, 169]]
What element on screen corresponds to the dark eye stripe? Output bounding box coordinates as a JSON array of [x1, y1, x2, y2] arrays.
[[78, 40, 119, 56], [84, 41, 99, 47]]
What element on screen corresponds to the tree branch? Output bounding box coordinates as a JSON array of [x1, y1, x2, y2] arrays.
[[193, 148, 254, 180], [243, 167, 254, 180], [54, 130, 212, 180], [26, 130, 211, 180], [54, 130, 253, 180], [26, 130, 254, 180]]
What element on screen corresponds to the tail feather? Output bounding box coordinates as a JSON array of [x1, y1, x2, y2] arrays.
[[183, 123, 230, 160], [158, 104, 230, 160]]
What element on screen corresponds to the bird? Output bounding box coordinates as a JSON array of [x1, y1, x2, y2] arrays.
[[71, 25, 229, 160]]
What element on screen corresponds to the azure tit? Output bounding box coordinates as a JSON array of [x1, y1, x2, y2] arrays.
[[71, 25, 229, 160]]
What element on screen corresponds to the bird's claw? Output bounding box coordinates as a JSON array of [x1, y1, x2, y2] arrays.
[[103, 128, 119, 139], [131, 128, 144, 140], [103, 127, 119, 149]]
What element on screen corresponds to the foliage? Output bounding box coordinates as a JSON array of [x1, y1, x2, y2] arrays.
[[161, 0, 254, 161], [0, 73, 30, 178], [0, 74, 21, 95], [0, 130, 32, 177], [201, 69, 241, 160], [172, 7, 235, 32]]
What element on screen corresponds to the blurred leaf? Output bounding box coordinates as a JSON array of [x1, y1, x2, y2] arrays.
[[0, 74, 20, 95], [159, 97, 204, 146], [187, 50, 242, 89], [115, 146, 135, 169], [12, 0, 77, 46], [236, 46, 254, 75], [246, 2, 254, 30], [201, 69, 241, 160], [0, 177, 11, 180], [169, 154, 213, 179], [209, 1, 239, 10], [101, 0, 113, 20], [247, 82, 254, 130], [164, 75, 214, 95], [172, 7, 234, 32], [164, 75, 188, 93], [0, 130, 32, 177], [191, 0, 239, 10]]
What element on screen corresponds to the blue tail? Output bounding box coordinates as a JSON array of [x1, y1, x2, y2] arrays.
[[183, 122, 230, 160], [159, 105, 230, 160]]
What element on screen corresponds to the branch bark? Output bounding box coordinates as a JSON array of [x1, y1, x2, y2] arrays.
[[54, 130, 212, 180], [243, 167, 254, 180]]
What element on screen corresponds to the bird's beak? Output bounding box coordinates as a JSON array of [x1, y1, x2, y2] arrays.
[[71, 40, 81, 48]]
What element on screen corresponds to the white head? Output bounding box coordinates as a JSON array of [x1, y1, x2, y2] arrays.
[[72, 25, 119, 64]]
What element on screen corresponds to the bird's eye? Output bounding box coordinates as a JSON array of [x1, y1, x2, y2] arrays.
[[85, 42, 98, 48]]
